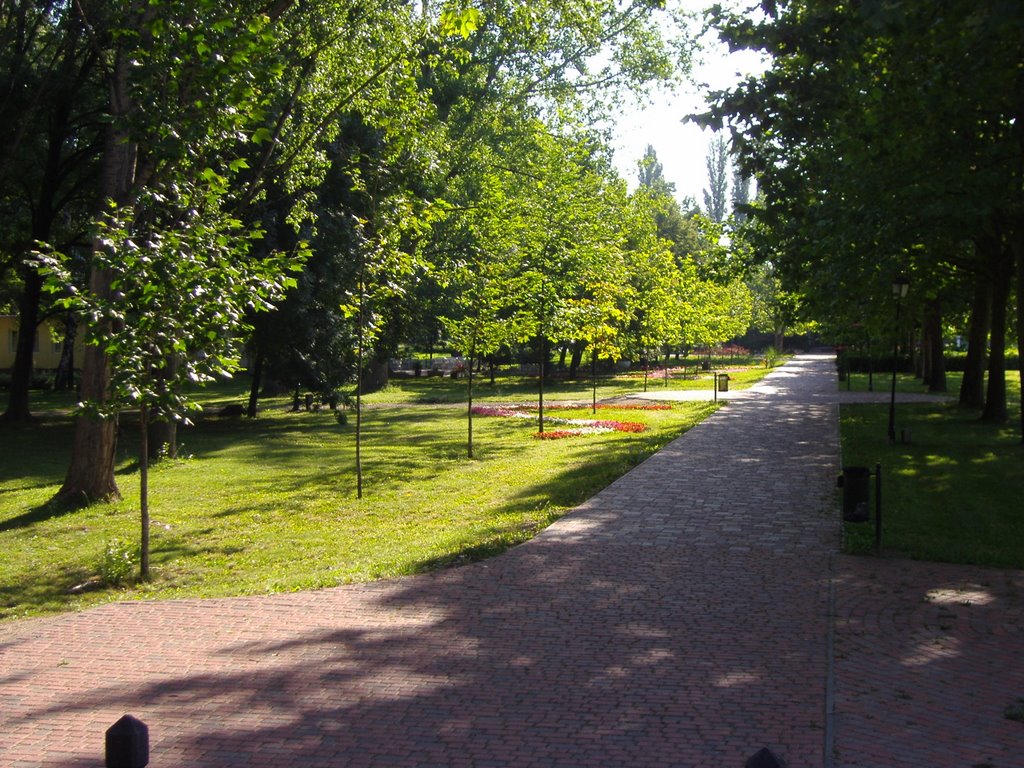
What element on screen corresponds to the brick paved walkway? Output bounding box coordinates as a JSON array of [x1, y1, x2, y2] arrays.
[[1, 354, 1020, 767], [832, 557, 1023, 768]]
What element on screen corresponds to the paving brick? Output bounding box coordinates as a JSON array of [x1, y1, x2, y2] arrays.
[[0, 355, 1018, 767]]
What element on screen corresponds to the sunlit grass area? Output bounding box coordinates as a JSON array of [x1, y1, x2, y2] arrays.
[[840, 396, 1024, 568], [13, 356, 777, 412], [0, 395, 719, 620], [362, 359, 775, 406], [838, 368, 1022, 402]]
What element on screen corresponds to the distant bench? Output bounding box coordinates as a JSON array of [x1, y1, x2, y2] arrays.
[[389, 357, 466, 378]]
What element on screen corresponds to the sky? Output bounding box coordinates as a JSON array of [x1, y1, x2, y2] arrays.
[[609, 2, 766, 205]]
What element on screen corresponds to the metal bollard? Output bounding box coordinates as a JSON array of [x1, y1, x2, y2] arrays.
[[106, 714, 149, 768], [745, 747, 786, 767]]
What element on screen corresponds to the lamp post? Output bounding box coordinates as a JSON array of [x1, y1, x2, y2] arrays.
[[888, 274, 910, 443]]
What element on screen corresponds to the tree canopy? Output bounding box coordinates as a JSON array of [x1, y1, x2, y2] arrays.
[[0, 0, 776, 511], [700, 0, 1024, 436]]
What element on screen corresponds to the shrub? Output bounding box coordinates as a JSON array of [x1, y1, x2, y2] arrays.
[[96, 539, 138, 586]]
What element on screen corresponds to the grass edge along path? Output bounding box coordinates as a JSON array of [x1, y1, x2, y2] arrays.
[[1, 394, 725, 621], [840, 397, 1023, 569]]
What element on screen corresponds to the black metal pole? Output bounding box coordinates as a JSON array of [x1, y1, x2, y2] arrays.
[[875, 462, 882, 550]]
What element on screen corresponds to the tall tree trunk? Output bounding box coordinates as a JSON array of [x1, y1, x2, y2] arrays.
[[54, 24, 139, 506], [923, 297, 946, 392], [2, 47, 78, 422], [959, 266, 991, 408], [919, 323, 931, 385], [865, 334, 874, 392], [567, 340, 584, 380], [53, 314, 78, 391], [1012, 224, 1024, 443], [56, 319, 120, 505], [914, 322, 926, 381], [466, 341, 475, 460], [246, 347, 264, 418], [3, 270, 43, 422], [537, 335, 546, 434], [981, 243, 1013, 423]]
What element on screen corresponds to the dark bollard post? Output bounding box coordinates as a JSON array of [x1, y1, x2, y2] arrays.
[[106, 714, 149, 768], [745, 747, 786, 768]]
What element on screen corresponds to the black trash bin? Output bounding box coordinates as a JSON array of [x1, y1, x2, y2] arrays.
[[838, 466, 871, 522]]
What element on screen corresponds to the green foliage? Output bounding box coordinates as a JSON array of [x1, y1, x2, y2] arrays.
[[96, 539, 139, 586], [703, 0, 1024, 326], [702, 134, 730, 223], [703, 0, 1024, 434], [4, 0, 725, 508], [36, 185, 299, 423]]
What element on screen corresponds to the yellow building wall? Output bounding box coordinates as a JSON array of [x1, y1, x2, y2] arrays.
[[0, 315, 86, 371]]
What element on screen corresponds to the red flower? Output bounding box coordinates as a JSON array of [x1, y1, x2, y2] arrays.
[[589, 420, 646, 433]]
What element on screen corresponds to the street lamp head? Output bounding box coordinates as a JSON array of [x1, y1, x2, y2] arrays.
[[892, 274, 909, 299]]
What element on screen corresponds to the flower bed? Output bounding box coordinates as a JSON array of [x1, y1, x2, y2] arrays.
[[471, 404, 648, 439], [546, 403, 672, 412]]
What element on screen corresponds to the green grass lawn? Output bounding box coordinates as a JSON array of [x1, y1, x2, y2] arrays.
[[838, 367, 1022, 400], [362, 360, 772, 406], [0, 392, 721, 620], [840, 370, 1023, 568]]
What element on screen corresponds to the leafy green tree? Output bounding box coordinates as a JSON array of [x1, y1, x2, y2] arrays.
[[702, 0, 1024, 436], [41, 0, 308, 504], [45, 0, 459, 500], [746, 261, 799, 353], [619, 187, 683, 389], [0, 3, 103, 422], [702, 134, 729, 223], [38, 184, 296, 577], [442, 264, 520, 458], [731, 169, 751, 223]]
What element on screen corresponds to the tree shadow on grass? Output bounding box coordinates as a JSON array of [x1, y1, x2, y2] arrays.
[[0, 561, 94, 620], [842, 402, 1024, 568], [0, 499, 82, 533]]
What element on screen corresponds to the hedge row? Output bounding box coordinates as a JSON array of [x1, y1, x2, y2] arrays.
[[838, 352, 1020, 374]]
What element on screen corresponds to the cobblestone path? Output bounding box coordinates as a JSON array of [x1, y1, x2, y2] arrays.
[[2, 354, 1020, 767]]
